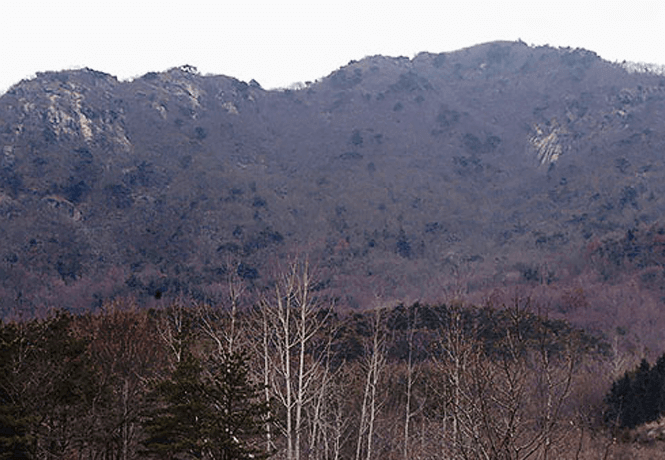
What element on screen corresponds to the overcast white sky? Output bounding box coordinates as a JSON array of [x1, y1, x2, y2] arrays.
[[1, 0, 664, 93]]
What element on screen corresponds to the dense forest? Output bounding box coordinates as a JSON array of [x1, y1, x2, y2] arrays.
[[4, 40, 665, 458], [2, 260, 664, 460], [3, 41, 665, 348]]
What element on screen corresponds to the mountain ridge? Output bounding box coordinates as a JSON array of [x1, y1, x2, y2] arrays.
[[2, 41, 665, 349]]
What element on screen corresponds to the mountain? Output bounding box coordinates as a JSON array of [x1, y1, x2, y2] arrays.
[[2, 41, 665, 344]]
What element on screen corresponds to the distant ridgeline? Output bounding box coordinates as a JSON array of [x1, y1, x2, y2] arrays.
[[1, 42, 665, 353]]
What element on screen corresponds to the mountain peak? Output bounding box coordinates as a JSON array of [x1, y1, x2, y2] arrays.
[[2, 43, 665, 351]]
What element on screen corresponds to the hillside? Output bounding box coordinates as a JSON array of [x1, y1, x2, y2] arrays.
[[1, 41, 665, 347]]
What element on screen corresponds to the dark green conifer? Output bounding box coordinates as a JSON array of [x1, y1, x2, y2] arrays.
[[0, 322, 33, 459], [142, 349, 271, 460], [605, 354, 665, 429]]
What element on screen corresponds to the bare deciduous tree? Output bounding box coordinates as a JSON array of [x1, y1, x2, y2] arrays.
[[430, 297, 581, 460], [355, 307, 386, 460], [258, 258, 332, 460]]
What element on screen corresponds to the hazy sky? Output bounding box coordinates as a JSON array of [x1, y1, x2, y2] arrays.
[[1, 0, 664, 93]]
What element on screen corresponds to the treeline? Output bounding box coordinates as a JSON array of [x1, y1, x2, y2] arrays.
[[0, 262, 642, 459], [605, 355, 665, 429]]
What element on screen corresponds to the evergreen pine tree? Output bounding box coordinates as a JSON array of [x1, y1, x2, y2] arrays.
[[0, 322, 33, 460], [604, 373, 631, 428], [142, 353, 207, 458], [630, 359, 653, 427], [0, 313, 103, 458], [652, 354, 665, 416], [142, 349, 271, 460], [204, 349, 272, 460], [605, 354, 665, 429]]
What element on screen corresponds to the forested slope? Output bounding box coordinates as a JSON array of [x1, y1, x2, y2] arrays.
[[2, 41, 665, 323]]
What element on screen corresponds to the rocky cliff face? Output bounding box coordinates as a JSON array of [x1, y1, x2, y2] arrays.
[[1, 41, 665, 322]]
